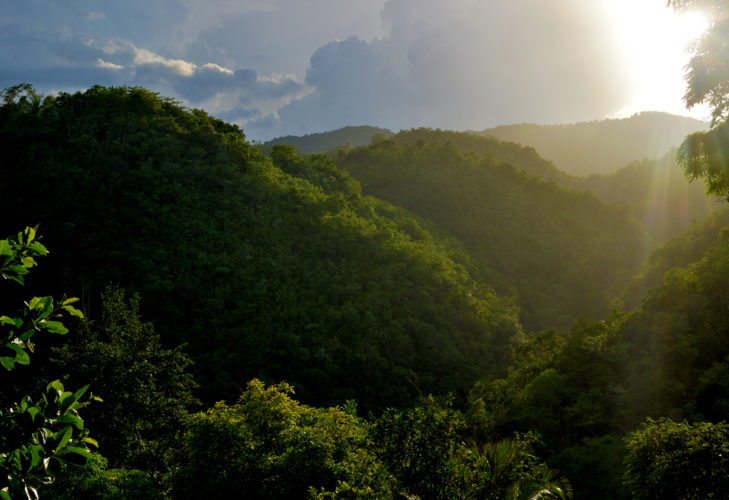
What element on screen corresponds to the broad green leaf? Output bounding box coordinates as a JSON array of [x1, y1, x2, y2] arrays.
[[62, 297, 80, 306], [41, 321, 68, 335], [26, 407, 40, 422], [6, 265, 28, 276], [62, 304, 84, 319], [54, 427, 73, 453], [0, 356, 15, 371], [29, 241, 47, 255], [54, 414, 83, 429], [46, 380, 64, 394], [65, 446, 93, 460], [7, 344, 30, 365], [18, 329, 35, 342], [0, 316, 22, 328], [0, 239, 11, 257], [20, 256, 36, 268]]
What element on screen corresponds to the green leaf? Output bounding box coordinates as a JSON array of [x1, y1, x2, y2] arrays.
[[0, 316, 22, 328], [64, 446, 93, 460], [62, 297, 80, 306], [62, 304, 84, 319], [54, 414, 83, 429], [0, 239, 11, 257], [46, 380, 64, 394], [0, 356, 15, 371], [7, 343, 29, 365], [20, 256, 36, 268], [29, 241, 47, 255], [54, 427, 73, 453], [41, 321, 68, 335], [6, 265, 28, 276], [82, 437, 98, 448], [72, 385, 89, 402]]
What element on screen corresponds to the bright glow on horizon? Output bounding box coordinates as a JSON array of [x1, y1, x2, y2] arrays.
[[607, 2, 710, 121]]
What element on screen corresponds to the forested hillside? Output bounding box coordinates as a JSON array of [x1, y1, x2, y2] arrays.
[[4, 84, 729, 499], [264, 125, 393, 153], [575, 152, 721, 245], [0, 86, 520, 411], [479, 112, 707, 176], [273, 125, 716, 250], [336, 133, 644, 330]]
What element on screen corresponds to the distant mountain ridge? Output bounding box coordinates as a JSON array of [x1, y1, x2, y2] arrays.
[[478, 112, 708, 176], [264, 125, 392, 153]]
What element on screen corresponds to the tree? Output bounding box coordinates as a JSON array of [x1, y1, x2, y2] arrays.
[[624, 418, 729, 498], [172, 379, 395, 499], [0, 227, 94, 499], [50, 286, 198, 479], [671, 1, 729, 196]]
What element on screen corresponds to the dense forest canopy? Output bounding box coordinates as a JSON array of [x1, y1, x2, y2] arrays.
[[335, 131, 645, 330], [3, 75, 729, 498], [0, 85, 520, 411]]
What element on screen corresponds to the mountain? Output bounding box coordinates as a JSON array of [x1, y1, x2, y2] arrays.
[[336, 132, 645, 331], [478, 112, 708, 176], [574, 151, 722, 246], [0, 86, 520, 410], [264, 125, 392, 153]]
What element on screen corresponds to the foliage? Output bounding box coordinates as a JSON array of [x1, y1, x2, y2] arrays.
[[372, 401, 569, 499], [0, 228, 94, 500], [670, 0, 729, 197], [624, 418, 729, 499], [621, 206, 729, 309], [576, 152, 719, 247], [50, 286, 198, 478], [0, 84, 521, 410], [172, 379, 395, 499], [263, 125, 393, 153], [42, 455, 162, 500], [337, 134, 644, 330]]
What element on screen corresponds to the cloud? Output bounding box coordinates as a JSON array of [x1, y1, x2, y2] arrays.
[[253, 0, 634, 139], [1, 0, 639, 141]]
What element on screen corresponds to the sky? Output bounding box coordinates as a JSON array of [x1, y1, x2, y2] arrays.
[[0, 0, 710, 141]]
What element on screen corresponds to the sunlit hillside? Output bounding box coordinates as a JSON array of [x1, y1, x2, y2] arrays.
[[479, 112, 708, 176]]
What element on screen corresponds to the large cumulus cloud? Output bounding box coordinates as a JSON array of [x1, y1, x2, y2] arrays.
[[1, 0, 637, 141], [249, 0, 634, 139]]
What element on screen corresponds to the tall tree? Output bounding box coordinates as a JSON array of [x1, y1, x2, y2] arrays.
[[671, 0, 729, 197]]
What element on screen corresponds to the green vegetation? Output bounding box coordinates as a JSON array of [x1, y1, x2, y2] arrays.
[[335, 131, 644, 330], [0, 85, 520, 411], [576, 151, 720, 246], [0, 228, 93, 499], [4, 79, 729, 498], [264, 125, 393, 153]]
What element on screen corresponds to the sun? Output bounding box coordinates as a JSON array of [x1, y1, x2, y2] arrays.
[[606, 1, 710, 120]]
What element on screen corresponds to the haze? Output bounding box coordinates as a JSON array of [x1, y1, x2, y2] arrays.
[[0, 0, 709, 141]]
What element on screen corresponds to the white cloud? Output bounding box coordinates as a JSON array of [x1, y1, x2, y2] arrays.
[[96, 58, 123, 70], [244, 0, 634, 140]]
